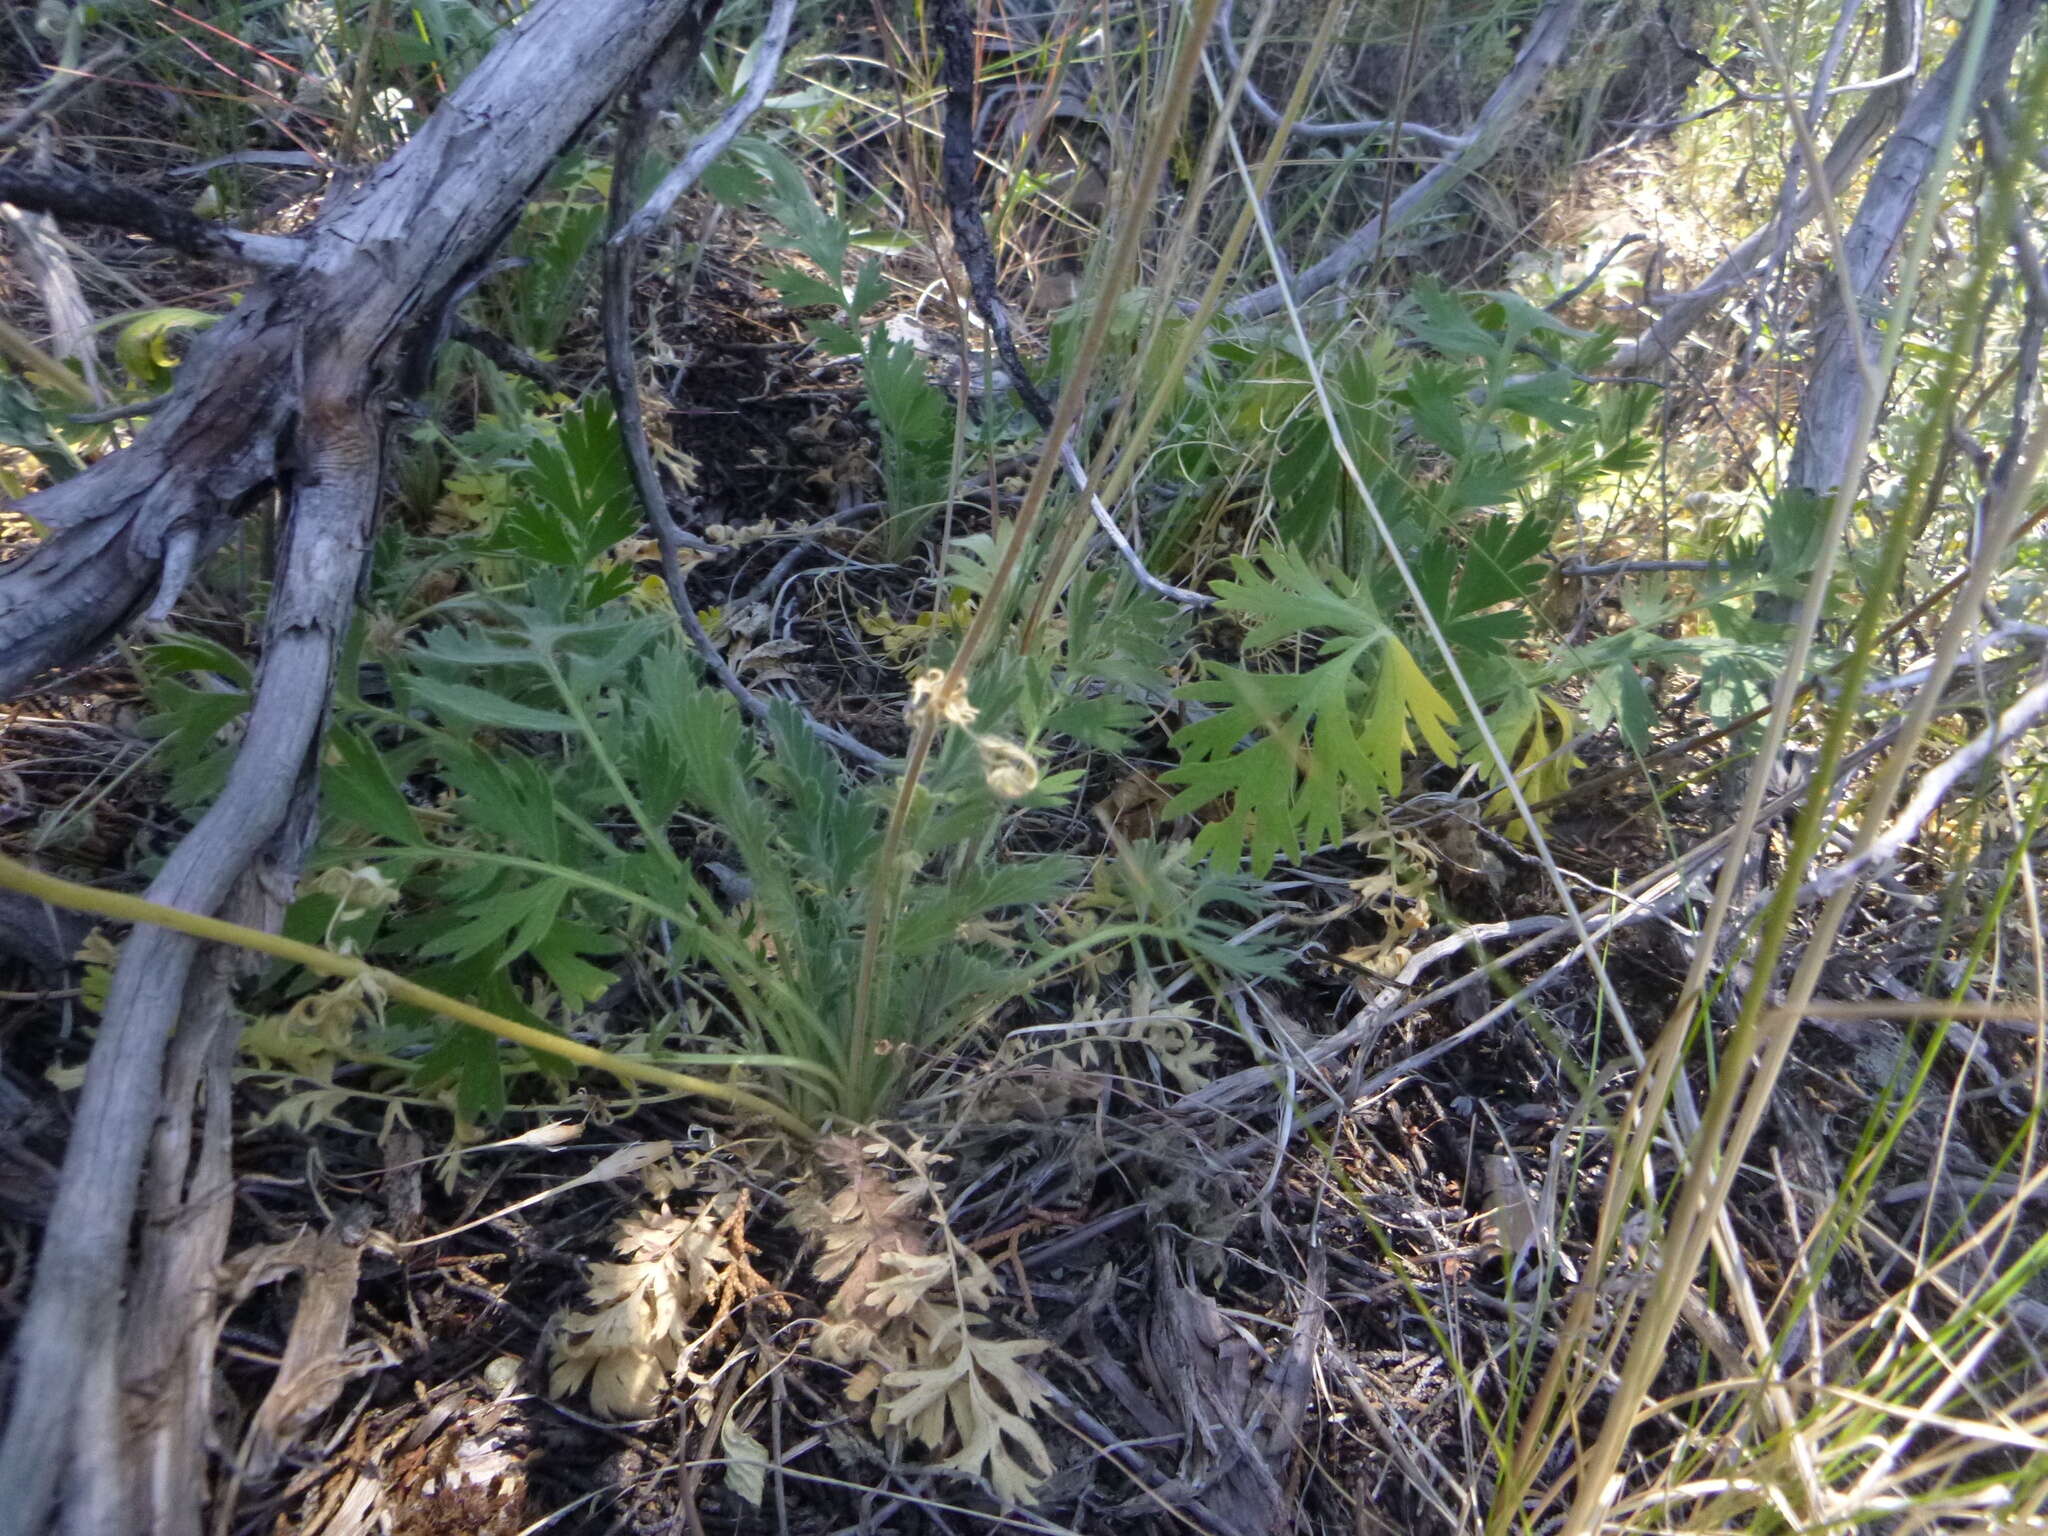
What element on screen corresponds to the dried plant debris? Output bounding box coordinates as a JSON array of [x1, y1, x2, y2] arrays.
[[272, 1383, 532, 1536], [225, 1209, 390, 1479], [793, 1134, 1057, 1506], [872, 1304, 1056, 1508], [547, 1175, 770, 1421], [1139, 1233, 1326, 1533], [966, 983, 1220, 1121]]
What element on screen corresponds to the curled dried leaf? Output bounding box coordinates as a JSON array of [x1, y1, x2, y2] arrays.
[[880, 1326, 1055, 1508]]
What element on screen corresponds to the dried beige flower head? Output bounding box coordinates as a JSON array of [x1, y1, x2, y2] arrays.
[[976, 736, 1041, 799], [302, 864, 401, 922], [907, 668, 978, 729], [906, 670, 1042, 799]]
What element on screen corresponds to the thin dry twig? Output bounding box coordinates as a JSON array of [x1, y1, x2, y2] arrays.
[[1212, 0, 1471, 151], [600, 7, 886, 767], [0, 44, 127, 152], [934, 0, 1211, 610], [1811, 671, 2048, 898], [611, 0, 800, 249], [1225, 0, 1584, 323]]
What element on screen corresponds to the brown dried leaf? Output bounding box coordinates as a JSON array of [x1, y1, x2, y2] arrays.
[[879, 1325, 1054, 1507], [799, 1135, 930, 1322], [547, 1194, 738, 1420]]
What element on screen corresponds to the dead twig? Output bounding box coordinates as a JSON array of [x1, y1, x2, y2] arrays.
[[0, 44, 127, 152], [599, 0, 885, 767], [611, 0, 800, 249], [1544, 233, 1649, 313], [1211, 0, 1471, 151], [1225, 0, 1584, 324], [0, 163, 303, 270], [934, 0, 1211, 610], [1810, 672, 2048, 899]]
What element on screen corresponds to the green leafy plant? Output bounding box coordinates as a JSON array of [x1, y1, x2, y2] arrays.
[[705, 138, 957, 557], [1149, 284, 1760, 869], [704, 137, 898, 353], [1163, 546, 1468, 874], [136, 392, 642, 820], [137, 631, 255, 807], [488, 154, 615, 354], [944, 526, 1189, 753], [0, 370, 86, 492], [317, 576, 1196, 1124], [865, 323, 953, 560]]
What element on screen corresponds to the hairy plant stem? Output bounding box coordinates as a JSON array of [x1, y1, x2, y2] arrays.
[[0, 853, 814, 1139]]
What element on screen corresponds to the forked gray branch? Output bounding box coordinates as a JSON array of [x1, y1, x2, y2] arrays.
[[1212, 0, 1472, 151], [1225, 0, 1583, 324], [612, 0, 800, 248], [1785, 0, 2043, 500]]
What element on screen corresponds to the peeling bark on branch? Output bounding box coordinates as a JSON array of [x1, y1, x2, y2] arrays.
[[0, 0, 701, 697]]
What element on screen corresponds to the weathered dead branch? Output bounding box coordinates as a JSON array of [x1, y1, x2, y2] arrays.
[[596, 0, 890, 764], [1602, 0, 1915, 378], [0, 164, 304, 271], [1213, 0, 1472, 151], [1224, 0, 1585, 324], [0, 3, 710, 1528], [1785, 0, 2044, 498]]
